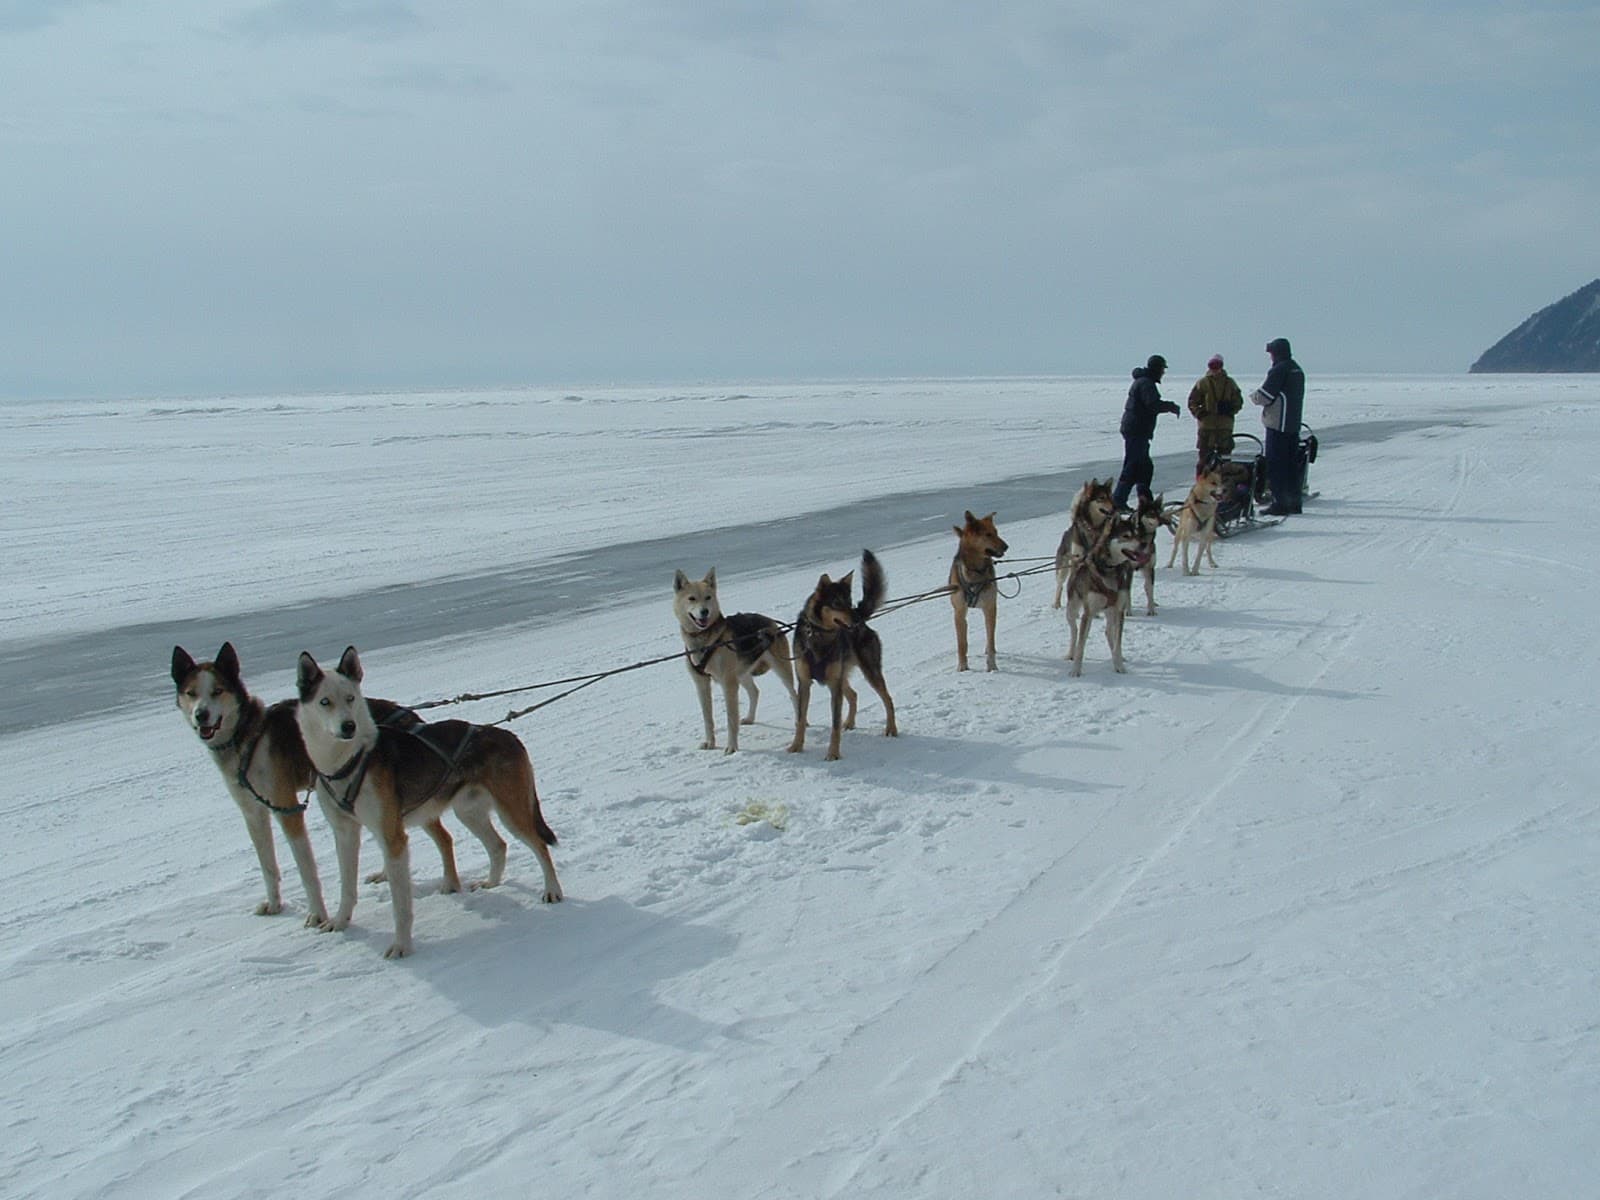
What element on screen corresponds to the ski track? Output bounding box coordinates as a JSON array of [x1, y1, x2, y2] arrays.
[[692, 609, 1361, 1197]]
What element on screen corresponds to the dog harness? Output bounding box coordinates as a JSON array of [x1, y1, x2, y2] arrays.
[[686, 612, 779, 676], [316, 709, 475, 816], [951, 557, 996, 606], [213, 700, 308, 814]]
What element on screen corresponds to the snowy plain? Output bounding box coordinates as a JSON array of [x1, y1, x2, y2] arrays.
[[2, 374, 1598, 1199]]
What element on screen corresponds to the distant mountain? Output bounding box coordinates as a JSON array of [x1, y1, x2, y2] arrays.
[[1470, 279, 1600, 372]]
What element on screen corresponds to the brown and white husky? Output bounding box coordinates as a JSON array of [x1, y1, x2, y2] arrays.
[[295, 646, 562, 958]]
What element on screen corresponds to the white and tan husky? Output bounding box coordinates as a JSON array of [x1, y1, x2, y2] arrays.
[[673, 568, 798, 754], [1167, 465, 1226, 576], [295, 646, 562, 959]]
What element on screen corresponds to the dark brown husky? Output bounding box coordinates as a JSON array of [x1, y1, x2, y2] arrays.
[[788, 550, 898, 761], [948, 510, 1009, 672], [1052, 477, 1116, 608]]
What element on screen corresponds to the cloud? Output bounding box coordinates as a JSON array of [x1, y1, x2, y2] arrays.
[[227, 0, 424, 41], [0, 0, 104, 35]]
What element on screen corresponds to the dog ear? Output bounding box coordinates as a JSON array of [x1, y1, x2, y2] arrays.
[[171, 646, 196, 686], [952, 524, 963, 537], [674, 570, 688, 592], [214, 642, 246, 695], [296, 652, 323, 700], [706, 567, 716, 588], [984, 511, 997, 522], [818, 573, 831, 588], [337, 645, 363, 683], [963, 509, 977, 525]]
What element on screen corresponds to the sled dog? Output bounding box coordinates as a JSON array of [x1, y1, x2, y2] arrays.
[[1167, 465, 1226, 576], [673, 568, 798, 754], [949, 510, 1009, 671], [789, 549, 898, 761], [296, 646, 562, 959], [1052, 478, 1116, 608], [1064, 517, 1151, 676], [172, 642, 332, 925], [1129, 491, 1169, 616], [171, 642, 453, 925]]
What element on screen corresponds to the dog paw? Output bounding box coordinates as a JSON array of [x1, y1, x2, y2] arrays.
[[324, 915, 351, 932], [786, 742, 804, 754], [699, 739, 716, 751], [722, 745, 738, 756], [304, 912, 329, 929], [542, 888, 564, 904], [739, 715, 756, 725], [255, 900, 284, 916], [439, 881, 462, 895], [364, 869, 388, 884], [383, 942, 412, 959]]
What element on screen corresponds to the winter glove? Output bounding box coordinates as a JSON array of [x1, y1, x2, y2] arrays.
[[1161, 401, 1181, 416]]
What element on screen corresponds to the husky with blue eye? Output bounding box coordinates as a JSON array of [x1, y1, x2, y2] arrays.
[[295, 646, 562, 959]]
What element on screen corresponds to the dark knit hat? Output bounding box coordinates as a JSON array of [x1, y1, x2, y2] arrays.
[[1265, 337, 1292, 359], [1147, 354, 1167, 372]]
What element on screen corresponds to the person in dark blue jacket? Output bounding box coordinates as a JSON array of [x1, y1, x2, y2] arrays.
[[1112, 354, 1181, 509], [1250, 337, 1306, 515]]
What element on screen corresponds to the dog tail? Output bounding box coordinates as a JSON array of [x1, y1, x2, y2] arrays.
[[536, 814, 558, 846], [855, 548, 887, 621], [528, 780, 558, 846]]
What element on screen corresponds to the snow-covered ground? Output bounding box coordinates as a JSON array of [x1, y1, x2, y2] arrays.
[[2, 374, 1597, 1199]]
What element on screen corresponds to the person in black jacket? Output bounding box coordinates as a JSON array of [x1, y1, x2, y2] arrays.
[[1112, 354, 1181, 509], [1250, 337, 1306, 515]]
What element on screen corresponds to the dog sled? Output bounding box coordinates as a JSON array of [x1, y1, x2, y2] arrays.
[[1210, 433, 1271, 537], [1208, 425, 1317, 537]]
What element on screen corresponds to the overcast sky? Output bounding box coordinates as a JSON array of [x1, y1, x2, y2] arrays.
[[2, 0, 1596, 397]]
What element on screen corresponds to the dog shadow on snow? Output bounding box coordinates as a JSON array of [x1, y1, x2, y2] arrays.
[[359, 886, 741, 1051]]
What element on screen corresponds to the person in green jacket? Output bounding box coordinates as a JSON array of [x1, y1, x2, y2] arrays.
[[1187, 353, 1244, 470]]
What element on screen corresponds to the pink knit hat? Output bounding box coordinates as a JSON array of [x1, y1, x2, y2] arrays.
[[1207, 354, 1224, 369]]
